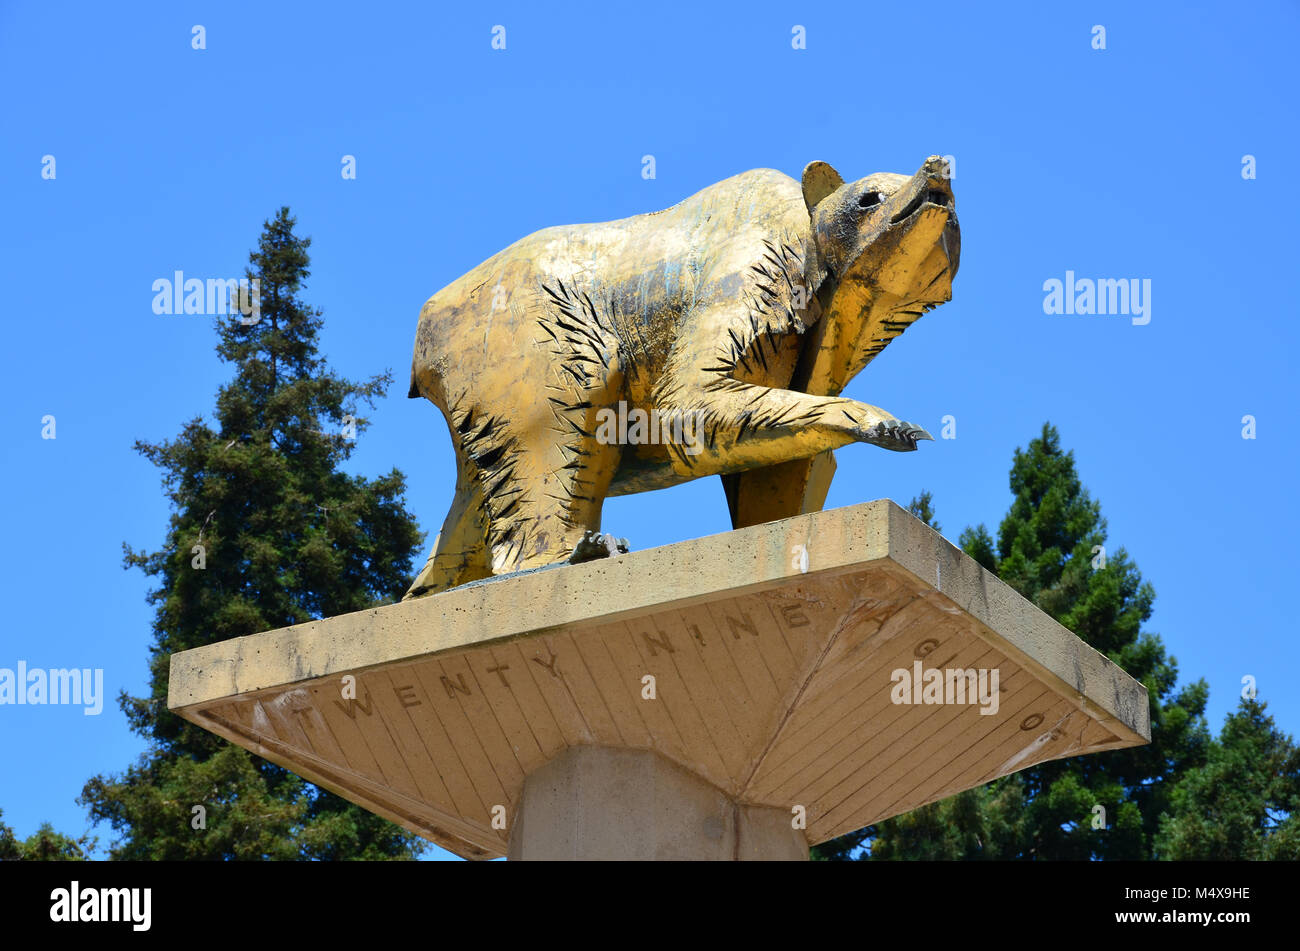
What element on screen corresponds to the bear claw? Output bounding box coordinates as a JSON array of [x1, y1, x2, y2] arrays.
[[568, 531, 631, 564]]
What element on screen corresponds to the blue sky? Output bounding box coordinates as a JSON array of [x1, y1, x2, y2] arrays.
[[1, 1, 1296, 861]]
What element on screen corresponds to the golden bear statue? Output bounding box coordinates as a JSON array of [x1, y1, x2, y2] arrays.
[[406, 156, 959, 598]]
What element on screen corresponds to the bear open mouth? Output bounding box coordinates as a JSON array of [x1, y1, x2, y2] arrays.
[[891, 188, 953, 224]]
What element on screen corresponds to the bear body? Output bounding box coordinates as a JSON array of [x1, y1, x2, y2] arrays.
[[406, 157, 959, 597]]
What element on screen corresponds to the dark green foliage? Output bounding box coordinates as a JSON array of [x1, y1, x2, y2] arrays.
[[816, 423, 1211, 860], [0, 808, 94, 861], [1156, 698, 1300, 860], [79, 208, 427, 860], [907, 490, 940, 532], [957, 424, 1208, 860], [868, 782, 1027, 860]]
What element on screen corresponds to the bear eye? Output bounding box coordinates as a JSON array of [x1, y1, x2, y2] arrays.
[[858, 190, 883, 209]]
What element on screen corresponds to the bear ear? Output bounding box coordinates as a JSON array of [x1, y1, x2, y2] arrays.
[[801, 161, 844, 213]]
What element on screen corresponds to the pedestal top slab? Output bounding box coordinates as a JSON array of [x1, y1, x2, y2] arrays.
[[168, 500, 1149, 859]]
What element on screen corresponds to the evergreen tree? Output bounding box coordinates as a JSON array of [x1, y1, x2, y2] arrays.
[[906, 425, 1206, 859], [952, 423, 1209, 860], [1155, 697, 1300, 859], [818, 425, 1210, 860], [906, 489, 940, 533], [0, 809, 94, 860], [79, 208, 427, 860], [867, 780, 1026, 860]]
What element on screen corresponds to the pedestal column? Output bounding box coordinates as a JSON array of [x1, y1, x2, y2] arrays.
[[507, 746, 808, 861]]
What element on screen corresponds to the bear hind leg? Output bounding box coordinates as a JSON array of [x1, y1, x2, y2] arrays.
[[403, 467, 492, 600]]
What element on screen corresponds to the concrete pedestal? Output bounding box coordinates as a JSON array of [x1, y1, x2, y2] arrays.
[[507, 746, 808, 860], [167, 500, 1150, 860]]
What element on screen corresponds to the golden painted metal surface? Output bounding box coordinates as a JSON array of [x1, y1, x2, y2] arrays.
[[406, 157, 959, 598]]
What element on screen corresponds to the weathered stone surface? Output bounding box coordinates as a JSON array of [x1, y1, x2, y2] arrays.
[[507, 747, 808, 861], [168, 500, 1149, 860]]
